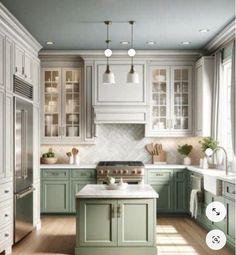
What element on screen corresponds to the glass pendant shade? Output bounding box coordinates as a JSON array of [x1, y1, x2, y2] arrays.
[[103, 65, 115, 84], [127, 65, 139, 84]]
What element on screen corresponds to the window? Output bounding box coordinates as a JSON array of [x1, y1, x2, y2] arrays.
[[222, 60, 233, 161]]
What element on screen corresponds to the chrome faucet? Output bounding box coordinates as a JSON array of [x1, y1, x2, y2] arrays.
[[206, 146, 229, 175]]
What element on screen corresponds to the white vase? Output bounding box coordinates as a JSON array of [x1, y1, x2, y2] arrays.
[[74, 155, 80, 165], [69, 156, 73, 165], [183, 156, 191, 166]]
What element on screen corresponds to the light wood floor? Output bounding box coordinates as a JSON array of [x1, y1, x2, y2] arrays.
[[5, 216, 234, 255]]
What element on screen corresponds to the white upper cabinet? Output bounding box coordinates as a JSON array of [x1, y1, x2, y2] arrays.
[[195, 56, 214, 137], [14, 43, 33, 84], [146, 65, 193, 137], [41, 67, 83, 143]]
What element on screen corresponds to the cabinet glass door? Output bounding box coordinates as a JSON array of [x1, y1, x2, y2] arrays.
[[151, 67, 169, 131], [43, 69, 61, 137], [172, 67, 191, 131], [63, 69, 81, 138]]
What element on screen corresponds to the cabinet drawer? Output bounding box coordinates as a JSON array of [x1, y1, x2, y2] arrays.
[[42, 169, 69, 179], [0, 182, 13, 203], [0, 223, 13, 247], [71, 170, 95, 179], [0, 200, 12, 228], [148, 170, 172, 181], [223, 182, 236, 200]]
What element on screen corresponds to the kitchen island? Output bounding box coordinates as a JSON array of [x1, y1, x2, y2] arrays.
[[75, 184, 159, 255]]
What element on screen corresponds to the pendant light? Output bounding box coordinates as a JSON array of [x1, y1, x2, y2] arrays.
[[103, 21, 115, 84], [127, 21, 139, 84]]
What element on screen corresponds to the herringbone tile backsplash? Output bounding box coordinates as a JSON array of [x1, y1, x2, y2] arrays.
[[41, 124, 203, 165]]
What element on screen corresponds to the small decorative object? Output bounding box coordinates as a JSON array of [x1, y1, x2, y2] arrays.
[[202, 156, 209, 169], [105, 176, 116, 185], [145, 143, 166, 164], [66, 147, 80, 165], [41, 148, 57, 164], [66, 152, 73, 164], [177, 144, 193, 165]]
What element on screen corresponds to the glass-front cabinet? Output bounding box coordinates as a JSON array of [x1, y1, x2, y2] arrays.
[[42, 67, 82, 143], [147, 65, 192, 136]]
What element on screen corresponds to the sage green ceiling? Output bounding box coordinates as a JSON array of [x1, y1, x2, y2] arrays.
[[1, 0, 235, 50]]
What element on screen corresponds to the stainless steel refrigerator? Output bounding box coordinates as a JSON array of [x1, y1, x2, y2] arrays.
[[14, 96, 34, 243]]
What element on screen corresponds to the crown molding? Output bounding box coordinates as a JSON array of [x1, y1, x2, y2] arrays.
[[205, 19, 235, 53], [39, 49, 204, 61], [0, 2, 42, 54]]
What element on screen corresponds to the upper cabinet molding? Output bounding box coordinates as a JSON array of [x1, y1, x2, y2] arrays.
[[0, 3, 42, 55], [205, 19, 236, 53]]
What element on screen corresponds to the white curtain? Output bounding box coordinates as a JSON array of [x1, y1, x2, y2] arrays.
[[211, 51, 223, 143], [231, 41, 236, 155]]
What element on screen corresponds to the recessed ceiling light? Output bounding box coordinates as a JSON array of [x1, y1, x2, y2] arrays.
[[199, 29, 210, 33], [181, 41, 191, 45], [46, 41, 55, 45], [146, 41, 156, 45], [120, 41, 130, 45]]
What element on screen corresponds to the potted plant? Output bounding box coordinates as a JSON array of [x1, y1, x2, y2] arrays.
[[177, 144, 193, 165], [199, 137, 218, 167], [199, 137, 218, 152]]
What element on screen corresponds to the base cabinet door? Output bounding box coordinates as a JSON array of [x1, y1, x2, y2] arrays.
[[174, 171, 187, 212], [151, 183, 172, 212], [41, 180, 69, 213], [117, 199, 155, 246], [71, 180, 95, 212], [225, 198, 235, 245], [78, 199, 117, 246]]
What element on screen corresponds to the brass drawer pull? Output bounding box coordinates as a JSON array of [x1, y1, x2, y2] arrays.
[[4, 214, 9, 217], [4, 233, 9, 237], [4, 190, 9, 193], [156, 173, 164, 176]]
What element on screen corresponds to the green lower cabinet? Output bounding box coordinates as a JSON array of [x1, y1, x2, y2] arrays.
[[41, 180, 70, 213], [151, 183, 172, 212], [225, 197, 235, 249], [174, 171, 188, 212], [71, 179, 96, 212], [78, 199, 117, 246], [117, 199, 154, 246], [76, 198, 157, 255], [40, 168, 96, 213]]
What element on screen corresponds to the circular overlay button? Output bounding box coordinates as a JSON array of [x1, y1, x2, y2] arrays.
[[206, 201, 226, 222], [206, 229, 226, 250]]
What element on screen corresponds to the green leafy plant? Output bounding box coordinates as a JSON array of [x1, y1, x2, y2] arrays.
[[199, 137, 218, 152], [177, 144, 193, 156], [42, 148, 55, 158]]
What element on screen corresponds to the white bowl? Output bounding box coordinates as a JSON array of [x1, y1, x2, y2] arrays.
[[105, 183, 128, 190]]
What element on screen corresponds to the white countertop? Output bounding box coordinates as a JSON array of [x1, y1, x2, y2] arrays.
[[40, 164, 97, 169], [145, 164, 185, 169], [76, 184, 159, 199]]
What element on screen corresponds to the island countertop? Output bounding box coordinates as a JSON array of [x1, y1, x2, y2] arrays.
[[76, 184, 159, 199]]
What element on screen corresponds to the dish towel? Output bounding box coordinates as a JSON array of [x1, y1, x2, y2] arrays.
[[190, 189, 199, 219]]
